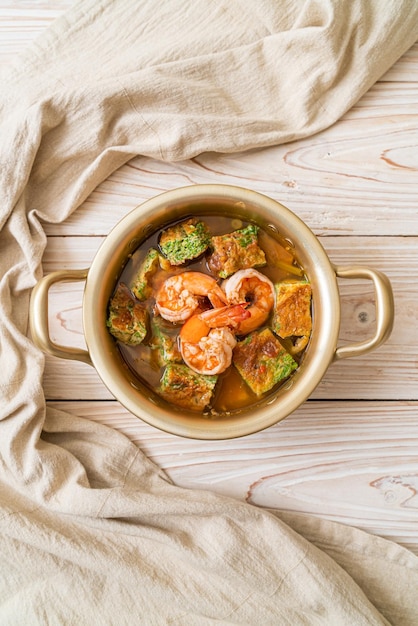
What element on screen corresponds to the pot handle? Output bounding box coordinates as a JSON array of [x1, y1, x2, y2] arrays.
[[29, 269, 93, 366], [333, 265, 394, 360]]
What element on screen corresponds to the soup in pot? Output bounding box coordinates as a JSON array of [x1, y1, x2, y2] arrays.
[[106, 214, 312, 415]]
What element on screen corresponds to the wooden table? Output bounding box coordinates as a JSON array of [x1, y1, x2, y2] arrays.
[[2, 3, 417, 555]]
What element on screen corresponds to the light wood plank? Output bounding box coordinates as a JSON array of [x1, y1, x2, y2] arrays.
[[0, 2, 73, 74], [46, 399, 418, 554], [40, 82, 418, 239], [4, 0, 418, 564], [2, 8, 417, 238], [39, 235, 418, 401], [379, 42, 418, 81]]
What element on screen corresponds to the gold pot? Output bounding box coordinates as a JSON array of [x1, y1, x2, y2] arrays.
[[30, 185, 394, 439]]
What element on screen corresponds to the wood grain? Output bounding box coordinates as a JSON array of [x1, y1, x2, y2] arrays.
[[40, 81, 418, 238], [0, 2, 74, 74], [379, 42, 418, 81], [1, 9, 417, 238], [3, 3, 418, 557], [47, 399, 418, 554], [40, 235, 418, 401]]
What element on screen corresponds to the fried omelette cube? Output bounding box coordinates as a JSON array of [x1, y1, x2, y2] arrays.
[[150, 317, 182, 366], [157, 363, 218, 411], [159, 218, 211, 265], [107, 283, 148, 345], [233, 328, 297, 395], [208, 224, 266, 279], [272, 281, 312, 338], [131, 247, 159, 301]]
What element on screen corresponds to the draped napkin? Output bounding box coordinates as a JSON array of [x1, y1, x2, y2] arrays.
[[1, 1, 418, 623]]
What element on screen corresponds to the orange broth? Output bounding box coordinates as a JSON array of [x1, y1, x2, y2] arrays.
[[114, 214, 308, 415]]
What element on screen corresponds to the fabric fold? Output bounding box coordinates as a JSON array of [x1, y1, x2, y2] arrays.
[[1, 0, 418, 623]]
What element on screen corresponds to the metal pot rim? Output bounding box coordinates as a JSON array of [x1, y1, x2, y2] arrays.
[[83, 184, 340, 439]]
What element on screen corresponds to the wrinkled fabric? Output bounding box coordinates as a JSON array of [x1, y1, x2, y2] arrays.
[[1, 1, 418, 623]]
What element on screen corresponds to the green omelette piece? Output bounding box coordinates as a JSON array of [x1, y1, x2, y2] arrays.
[[107, 283, 148, 346], [131, 247, 160, 301], [158, 363, 218, 411], [233, 327, 297, 395], [150, 317, 182, 367], [159, 218, 211, 265], [208, 223, 266, 278]]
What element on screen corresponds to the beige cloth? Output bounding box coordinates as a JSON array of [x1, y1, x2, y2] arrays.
[[1, 1, 418, 623]]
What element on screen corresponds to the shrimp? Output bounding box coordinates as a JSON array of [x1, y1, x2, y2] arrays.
[[223, 268, 275, 334], [155, 271, 227, 323], [180, 304, 250, 375]]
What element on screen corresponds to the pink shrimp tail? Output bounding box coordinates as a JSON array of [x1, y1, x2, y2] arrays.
[[201, 303, 250, 329]]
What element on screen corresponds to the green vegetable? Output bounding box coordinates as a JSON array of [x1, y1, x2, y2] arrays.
[[131, 248, 159, 301], [159, 219, 211, 265]]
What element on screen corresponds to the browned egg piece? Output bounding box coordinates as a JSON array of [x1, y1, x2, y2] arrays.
[[107, 214, 311, 414]]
